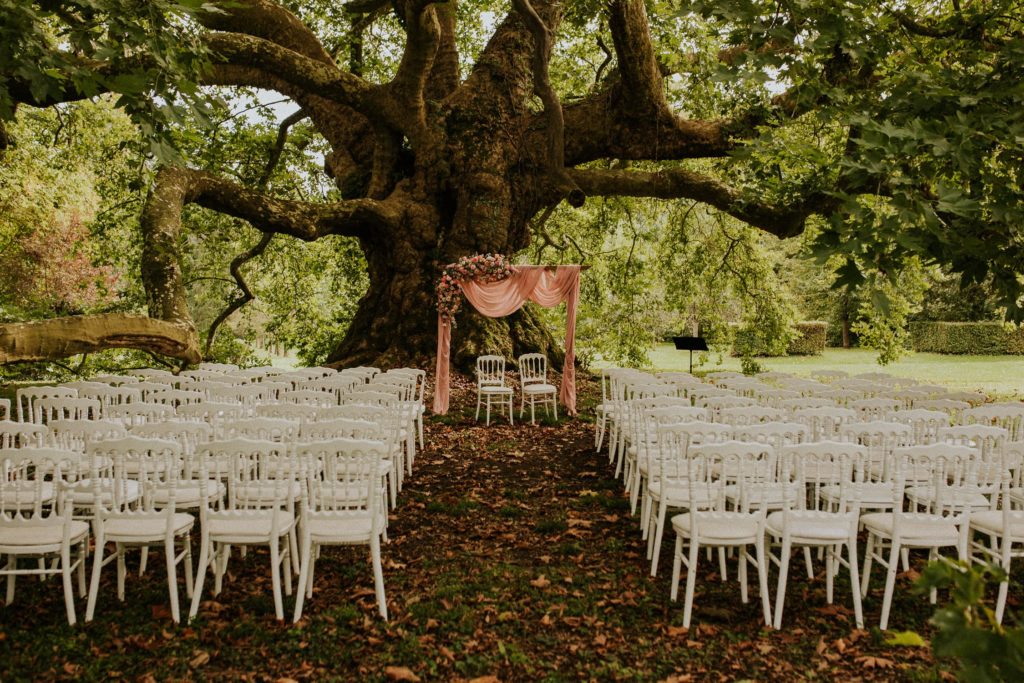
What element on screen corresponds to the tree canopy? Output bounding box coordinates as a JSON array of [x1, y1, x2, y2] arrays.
[[1, 0, 1022, 369]]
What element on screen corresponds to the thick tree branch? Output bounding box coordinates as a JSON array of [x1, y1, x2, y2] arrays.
[[0, 315, 199, 364], [512, 0, 584, 207], [568, 167, 830, 237], [206, 32, 374, 114], [387, 1, 443, 141], [199, 0, 335, 65], [203, 232, 273, 358], [606, 0, 666, 116], [205, 107, 309, 356], [425, 1, 460, 101]]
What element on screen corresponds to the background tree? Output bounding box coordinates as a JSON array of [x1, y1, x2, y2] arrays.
[[2, 0, 1023, 369]]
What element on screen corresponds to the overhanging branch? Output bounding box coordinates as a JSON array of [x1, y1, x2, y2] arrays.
[[568, 167, 828, 237]]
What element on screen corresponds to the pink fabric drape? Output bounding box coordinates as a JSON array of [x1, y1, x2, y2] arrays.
[[432, 265, 581, 416]]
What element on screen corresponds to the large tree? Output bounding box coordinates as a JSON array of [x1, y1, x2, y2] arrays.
[[2, 0, 1023, 367]]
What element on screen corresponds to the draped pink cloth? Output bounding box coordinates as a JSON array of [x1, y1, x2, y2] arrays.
[[432, 265, 581, 416]]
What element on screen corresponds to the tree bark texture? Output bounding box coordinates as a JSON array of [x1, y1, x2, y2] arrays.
[[4, 0, 832, 367]]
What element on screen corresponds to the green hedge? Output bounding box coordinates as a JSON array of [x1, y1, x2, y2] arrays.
[[909, 322, 1024, 355], [732, 321, 828, 357], [788, 321, 828, 356]]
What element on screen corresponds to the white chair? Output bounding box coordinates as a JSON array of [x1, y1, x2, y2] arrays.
[[968, 455, 1024, 623], [85, 437, 195, 623], [518, 353, 557, 425], [767, 447, 864, 629], [889, 409, 951, 445], [668, 442, 773, 628], [860, 448, 971, 629], [34, 397, 101, 424], [255, 403, 319, 422], [105, 401, 176, 426], [15, 386, 76, 422], [475, 355, 514, 426], [0, 420, 48, 448], [0, 448, 90, 625], [189, 439, 299, 621], [792, 407, 857, 441], [292, 439, 389, 622]]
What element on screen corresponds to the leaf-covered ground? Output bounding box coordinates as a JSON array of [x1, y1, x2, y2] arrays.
[[0, 376, 977, 681]]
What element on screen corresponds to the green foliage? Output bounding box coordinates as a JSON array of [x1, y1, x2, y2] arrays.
[[917, 559, 1024, 682], [910, 322, 1024, 356], [787, 322, 827, 356], [0, 0, 218, 161]]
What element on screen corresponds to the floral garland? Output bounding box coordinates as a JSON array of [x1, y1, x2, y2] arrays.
[[437, 253, 514, 325]]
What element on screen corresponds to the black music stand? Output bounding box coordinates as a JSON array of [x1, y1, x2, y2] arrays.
[[673, 336, 709, 373]]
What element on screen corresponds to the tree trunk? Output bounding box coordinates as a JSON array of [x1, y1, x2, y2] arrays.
[[326, 227, 563, 371], [842, 313, 851, 349]]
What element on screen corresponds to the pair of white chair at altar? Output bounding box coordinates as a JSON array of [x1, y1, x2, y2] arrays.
[[475, 354, 557, 426]]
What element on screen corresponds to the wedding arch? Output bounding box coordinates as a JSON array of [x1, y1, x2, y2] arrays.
[[432, 255, 582, 416]]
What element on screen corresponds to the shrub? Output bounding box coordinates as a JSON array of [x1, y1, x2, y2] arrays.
[[909, 322, 1024, 355], [731, 321, 827, 357], [787, 321, 827, 355]]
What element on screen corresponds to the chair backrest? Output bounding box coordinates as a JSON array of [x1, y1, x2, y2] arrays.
[[76, 385, 142, 412], [0, 448, 80, 518], [130, 421, 212, 457], [300, 418, 384, 441], [220, 418, 302, 442], [791, 407, 857, 441], [91, 374, 140, 386], [518, 353, 549, 387], [778, 397, 837, 414], [734, 422, 808, 450], [891, 444, 978, 514], [255, 403, 319, 422], [279, 389, 337, 407], [717, 406, 786, 427], [0, 398, 8, 421], [133, 368, 176, 381], [688, 386, 735, 404], [197, 362, 239, 373], [176, 402, 248, 425], [16, 386, 76, 422], [476, 355, 506, 388], [938, 424, 1009, 461], [962, 404, 1024, 441], [148, 389, 206, 408], [47, 419, 127, 451], [706, 371, 743, 382], [888, 409, 951, 444], [810, 369, 848, 383], [104, 401, 177, 426], [939, 391, 988, 406], [691, 441, 776, 513], [0, 420, 49, 448], [296, 439, 386, 526], [812, 388, 863, 406], [753, 388, 801, 408], [850, 398, 900, 422], [781, 441, 869, 495], [86, 437, 183, 513], [700, 395, 756, 422], [35, 397, 102, 424], [340, 391, 401, 409], [915, 399, 971, 422]]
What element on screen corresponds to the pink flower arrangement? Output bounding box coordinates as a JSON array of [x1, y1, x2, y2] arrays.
[[437, 253, 513, 325]]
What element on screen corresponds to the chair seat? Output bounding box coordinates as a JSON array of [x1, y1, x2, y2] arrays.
[[207, 511, 296, 541], [479, 386, 513, 395], [724, 483, 802, 508], [68, 479, 142, 507], [0, 482, 56, 508], [906, 486, 992, 511], [648, 481, 717, 508], [523, 383, 557, 395], [0, 520, 89, 549], [230, 480, 302, 504], [153, 480, 227, 507], [861, 512, 961, 545], [101, 512, 195, 541], [820, 482, 895, 508], [766, 511, 853, 542], [970, 510, 1024, 540], [671, 512, 762, 542], [306, 512, 386, 543]]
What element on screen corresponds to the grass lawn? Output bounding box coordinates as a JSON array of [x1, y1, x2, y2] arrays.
[[632, 345, 1024, 399]]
